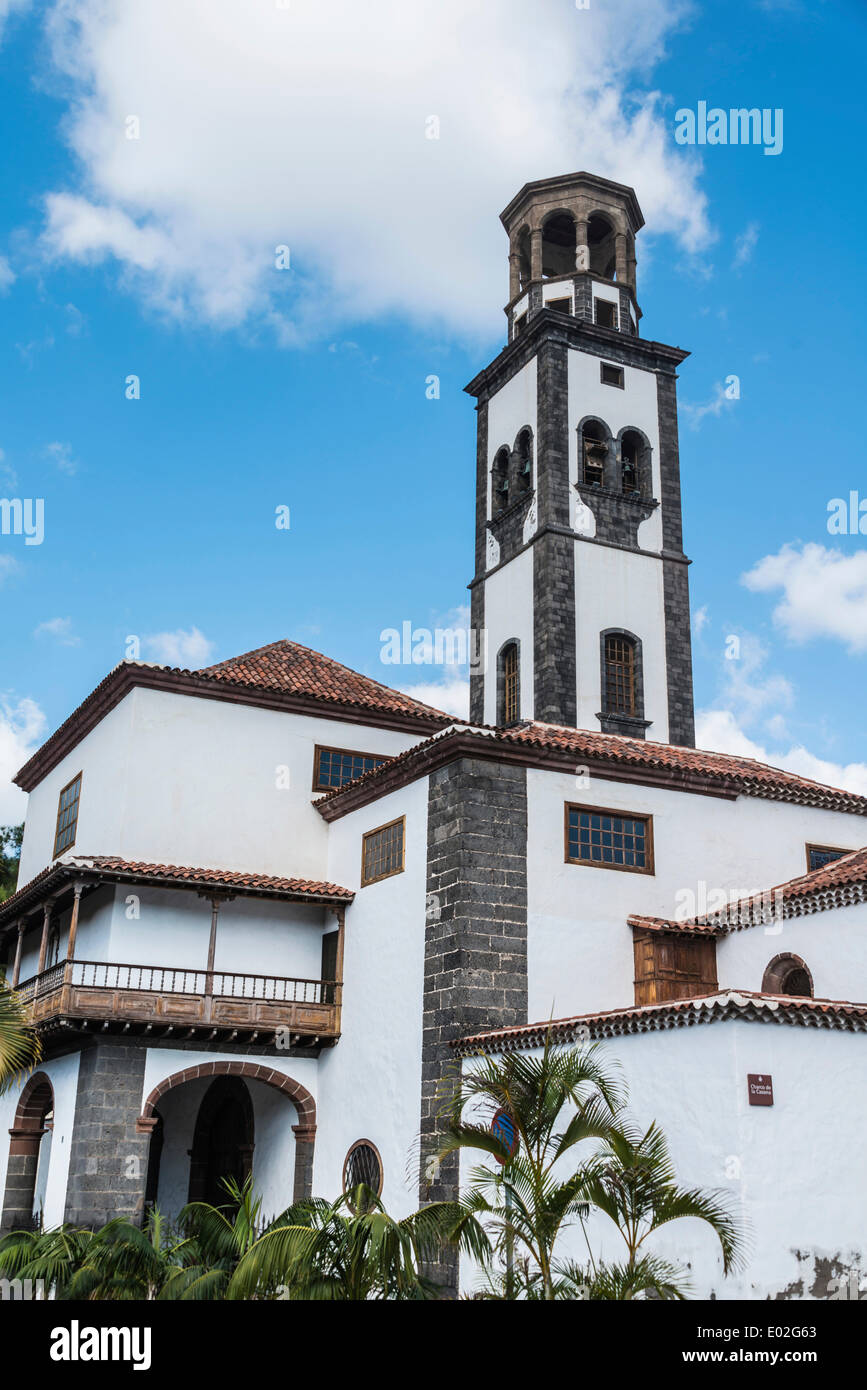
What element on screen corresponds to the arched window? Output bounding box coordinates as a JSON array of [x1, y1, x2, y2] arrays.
[[343, 1139, 383, 1212], [541, 212, 576, 278], [603, 633, 636, 715], [517, 226, 531, 290], [497, 641, 521, 726], [492, 447, 511, 515], [581, 420, 608, 489], [762, 954, 814, 998], [515, 429, 533, 495], [619, 429, 649, 497], [588, 213, 617, 278]]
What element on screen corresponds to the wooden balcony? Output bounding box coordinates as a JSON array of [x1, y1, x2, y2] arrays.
[[16, 959, 341, 1047]]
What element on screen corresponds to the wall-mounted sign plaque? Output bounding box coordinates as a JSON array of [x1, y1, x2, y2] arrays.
[[748, 1074, 773, 1106]]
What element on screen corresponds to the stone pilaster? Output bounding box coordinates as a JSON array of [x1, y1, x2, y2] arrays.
[[64, 1043, 151, 1229]]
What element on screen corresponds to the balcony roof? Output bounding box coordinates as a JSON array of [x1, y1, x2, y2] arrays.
[[0, 854, 354, 932]]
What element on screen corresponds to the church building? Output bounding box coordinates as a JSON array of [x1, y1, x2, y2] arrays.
[[2, 172, 865, 1300]]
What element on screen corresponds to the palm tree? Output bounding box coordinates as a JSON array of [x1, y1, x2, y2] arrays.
[[584, 1119, 745, 1296], [0, 1224, 95, 1299], [228, 1186, 484, 1300], [63, 1208, 199, 1300], [0, 977, 41, 1094], [432, 1037, 624, 1300]]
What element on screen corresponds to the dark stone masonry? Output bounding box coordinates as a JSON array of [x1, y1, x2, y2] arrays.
[[419, 757, 528, 1293], [64, 1042, 151, 1228]]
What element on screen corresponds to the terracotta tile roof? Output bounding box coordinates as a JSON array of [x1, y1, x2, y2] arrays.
[[453, 989, 867, 1054], [197, 640, 451, 721], [628, 846, 867, 936], [315, 718, 867, 819], [0, 855, 353, 928], [15, 642, 452, 791]]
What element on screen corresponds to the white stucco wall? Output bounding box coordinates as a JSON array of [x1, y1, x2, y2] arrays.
[[573, 542, 670, 738], [482, 548, 535, 726], [717, 900, 867, 1003], [526, 767, 867, 1020], [0, 1052, 81, 1230], [318, 779, 429, 1215], [486, 359, 537, 516], [462, 1019, 867, 1300], [18, 686, 421, 885], [567, 344, 663, 554]]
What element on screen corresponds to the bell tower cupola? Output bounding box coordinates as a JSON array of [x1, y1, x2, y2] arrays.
[[466, 171, 696, 747], [503, 171, 643, 343]]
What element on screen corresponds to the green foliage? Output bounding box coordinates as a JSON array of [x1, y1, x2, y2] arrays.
[[0, 977, 41, 1094], [0, 825, 23, 904]]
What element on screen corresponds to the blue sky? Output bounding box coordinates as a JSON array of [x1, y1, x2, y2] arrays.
[[1, 0, 866, 819]]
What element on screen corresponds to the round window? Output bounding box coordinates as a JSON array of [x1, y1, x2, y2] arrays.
[[342, 1140, 383, 1210]]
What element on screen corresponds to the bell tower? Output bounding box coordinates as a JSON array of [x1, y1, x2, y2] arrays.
[[466, 171, 695, 747]]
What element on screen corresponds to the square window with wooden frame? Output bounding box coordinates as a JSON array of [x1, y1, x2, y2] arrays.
[[594, 298, 618, 329], [565, 803, 654, 875], [53, 773, 82, 858], [805, 843, 850, 873], [600, 362, 624, 389], [313, 745, 390, 792], [361, 816, 406, 887]]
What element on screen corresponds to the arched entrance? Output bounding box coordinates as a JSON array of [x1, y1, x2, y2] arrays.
[[188, 1077, 254, 1206], [1, 1072, 54, 1233], [137, 1060, 317, 1204]]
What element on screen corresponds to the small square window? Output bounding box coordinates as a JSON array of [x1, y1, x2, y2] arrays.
[[565, 803, 653, 875], [514, 313, 527, 338], [313, 745, 389, 792], [600, 363, 624, 388], [547, 297, 571, 315], [361, 816, 405, 886], [594, 298, 618, 330], [53, 773, 82, 858], [806, 843, 849, 872]]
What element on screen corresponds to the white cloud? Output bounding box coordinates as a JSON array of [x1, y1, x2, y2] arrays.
[[743, 543, 867, 653], [36, 0, 710, 344], [680, 381, 736, 430], [44, 440, 78, 475], [142, 626, 215, 667], [397, 676, 469, 720], [0, 255, 14, 292], [0, 446, 17, 489], [732, 221, 759, 269], [696, 707, 867, 799], [0, 555, 19, 586], [692, 604, 709, 636], [34, 616, 80, 646], [716, 631, 793, 726], [0, 0, 30, 44], [0, 695, 45, 823]]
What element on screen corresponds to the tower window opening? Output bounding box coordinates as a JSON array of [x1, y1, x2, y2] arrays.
[[582, 423, 607, 489], [604, 634, 636, 715], [492, 447, 511, 514], [517, 227, 531, 290], [588, 213, 617, 279], [516, 429, 533, 494], [600, 362, 624, 388], [620, 429, 647, 498], [499, 642, 520, 726], [594, 298, 618, 330], [547, 297, 571, 315], [541, 212, 576, 278]]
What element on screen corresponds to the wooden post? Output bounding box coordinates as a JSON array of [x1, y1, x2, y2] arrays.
[[63, 882, 85, 984], [36, 903, 52, 976], [203, 897, 220, 1022], [333, 905, 346, 1032], [11, 921, 25, 988]]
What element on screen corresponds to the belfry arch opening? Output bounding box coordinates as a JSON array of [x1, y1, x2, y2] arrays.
[[541, 212, 576, 278], [588, 213, 617, 278]]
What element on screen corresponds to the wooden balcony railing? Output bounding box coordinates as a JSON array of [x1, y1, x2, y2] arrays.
[[16, 959, 341, 1043]]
